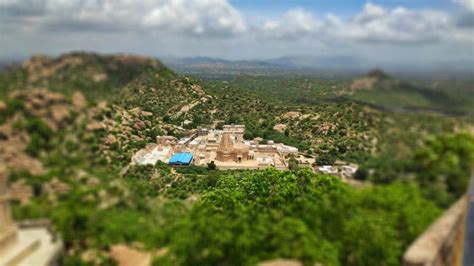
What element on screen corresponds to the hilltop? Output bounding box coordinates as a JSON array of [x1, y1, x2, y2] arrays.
[[0, 52, 167, 100]]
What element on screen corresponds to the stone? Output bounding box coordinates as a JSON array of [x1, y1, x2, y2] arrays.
[[86, 121, 105, 131], [109, 244, 152, 266], [403, 197, 467, 266], [131, 135, 144, 142], [0, 100, 6, 112], [134, 121, 146, 130], [87, 177, 100, 187], [44, 178, 71, 195], [273, 124, 287, 133], [141, 111, 153, 117], [10, 179, 33, 206], [283, 111, 301, 119], [97, 101, 108, 110], [72, 91, 87, 110], [104, 134, 117, 145], [258, 259, 303, 266], [92, 73, 108, 82], [50, 105, 71, 124]]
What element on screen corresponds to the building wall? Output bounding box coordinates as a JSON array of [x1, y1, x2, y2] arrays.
[[223, 125, 245, 142], [403, 197, 467, 266], [0, 167, 63, 266]]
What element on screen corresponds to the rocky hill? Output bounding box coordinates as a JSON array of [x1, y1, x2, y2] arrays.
[[0, 52, 167, 100], [119, 71, 211, 118], [0, 88, 100, 175], [2, 53, 467, 171], [349, 68, 391, 91], [0, 52, 382, 171]]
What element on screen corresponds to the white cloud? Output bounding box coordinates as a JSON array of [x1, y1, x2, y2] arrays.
[[353, 3, 387, 23], [455, 0, 474, 11], [143, 0, 246, 35], [260, 8, 322, 39], [0, 0, 473, 66], [344, 4, 451, 43], [0, 0, 246, 36], [1, 1, 469, 43], [260, 3, 453, 44]]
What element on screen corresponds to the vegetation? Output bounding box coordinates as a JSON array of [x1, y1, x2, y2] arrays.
[[159, 169, 440, 266], [1, 53, 473, 265], [414, 132, 474, 207], [348, 77, 474, 117]]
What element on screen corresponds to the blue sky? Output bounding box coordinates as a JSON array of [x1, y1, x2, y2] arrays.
[[0, 0, 473, 69], [232, 0, 456, 17]]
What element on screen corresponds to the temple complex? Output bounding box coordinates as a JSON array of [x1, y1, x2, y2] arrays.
[[132, 124, 299, 170], [216, 132, 250, 163], [223, 124, 245, 142], [0, 166, 62, 266]]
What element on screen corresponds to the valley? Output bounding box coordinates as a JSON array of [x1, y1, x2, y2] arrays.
[[0, 52, 473, 265]]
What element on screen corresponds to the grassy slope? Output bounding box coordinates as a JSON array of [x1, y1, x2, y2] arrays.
[[348, 78, 474, 117]]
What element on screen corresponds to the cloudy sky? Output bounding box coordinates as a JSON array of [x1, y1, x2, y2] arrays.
[[0, 0, 473, 67]]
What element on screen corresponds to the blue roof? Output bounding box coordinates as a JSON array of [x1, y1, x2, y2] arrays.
[[169, 152, 193, 165]]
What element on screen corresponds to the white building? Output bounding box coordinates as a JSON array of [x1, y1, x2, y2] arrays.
[[132, 144, 172, 165]]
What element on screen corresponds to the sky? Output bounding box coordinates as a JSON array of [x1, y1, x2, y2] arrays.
[[0, 0, 473, 68]]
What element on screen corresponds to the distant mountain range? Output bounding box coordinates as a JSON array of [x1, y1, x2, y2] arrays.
[[163, 55, 474, 79], [0, 54, 26, 70], [163, 56, 277, 70], [163, 55, 363, 71], [0, 60, 20, 70], [2, 53, 473, 79]]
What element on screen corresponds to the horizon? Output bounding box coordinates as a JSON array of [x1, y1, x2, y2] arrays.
[[1, 50, 473, 79]]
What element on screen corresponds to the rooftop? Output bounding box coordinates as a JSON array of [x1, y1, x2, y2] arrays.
[[169, 152, 193, 165]]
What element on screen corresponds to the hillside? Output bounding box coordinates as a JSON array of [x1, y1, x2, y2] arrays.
[[118, 71, 210, 118], [1, 53, 468, 169], [0, 52, 167, 100], [0, 52, 473, 265], [347, 70, 474, 116]]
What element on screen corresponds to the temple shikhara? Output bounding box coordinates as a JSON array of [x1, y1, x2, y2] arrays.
[[0, 166, 62, 266], [132, 124, 299, 170]]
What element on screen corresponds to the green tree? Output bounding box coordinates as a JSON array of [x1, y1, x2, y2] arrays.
[[161, 169, 439, 266], [414, 132, 474, 205], [207, 161, 217, 170], [288, 157, 299, 171], [316, 154, 336, 165]]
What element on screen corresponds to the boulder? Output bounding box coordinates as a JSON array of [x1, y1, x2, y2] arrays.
[[273, 124, 287, 133], [283, 111, 301, 119], [109, 245, 152, 266], [0, 100, 6, 111], [72, 91, 87, 110], [259, 259, 302, 266]]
